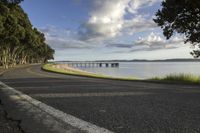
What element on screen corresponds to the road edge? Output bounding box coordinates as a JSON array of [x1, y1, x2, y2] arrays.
[[0, 81, 113, 133]]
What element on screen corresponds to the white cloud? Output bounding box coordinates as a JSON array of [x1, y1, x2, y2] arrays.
[[79, 0, 161, 41], [135, 32, 164, 45], [106, 32, 186, 52], [132, 32, 186, 51], [123, 15, 157, 35], [79, 0, 127, 41], [126, 0, 160, 14]]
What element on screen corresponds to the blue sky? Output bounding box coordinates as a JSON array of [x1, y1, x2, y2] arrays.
[[21, 0, 192, 61]]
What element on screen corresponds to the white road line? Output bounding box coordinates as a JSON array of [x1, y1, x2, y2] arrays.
[[0, 81, 114, 133]]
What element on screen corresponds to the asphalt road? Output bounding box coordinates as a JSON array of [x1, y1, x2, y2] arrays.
[[1, 65, 200, 133]]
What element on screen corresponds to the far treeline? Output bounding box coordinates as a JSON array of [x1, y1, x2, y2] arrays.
[[0, 0, 54, 69]]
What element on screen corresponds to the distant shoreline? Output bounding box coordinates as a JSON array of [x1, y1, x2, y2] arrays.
[[54, 58, 199, 63]]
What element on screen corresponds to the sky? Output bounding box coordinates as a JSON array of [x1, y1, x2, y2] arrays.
[[21, 0, 193, 61]]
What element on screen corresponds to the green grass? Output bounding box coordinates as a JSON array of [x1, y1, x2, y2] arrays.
[[42, 63, 136, 81], [151, 73, 200, 84]]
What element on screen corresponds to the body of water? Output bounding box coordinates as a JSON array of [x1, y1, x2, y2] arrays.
[[74, 62, 200, 79]]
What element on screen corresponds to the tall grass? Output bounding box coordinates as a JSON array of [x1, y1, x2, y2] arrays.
[[152, 74, 200, 84]]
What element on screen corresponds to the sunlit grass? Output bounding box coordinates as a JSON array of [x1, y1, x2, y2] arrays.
[[42, 63, 137, 81], [152, 74, 200, 84]]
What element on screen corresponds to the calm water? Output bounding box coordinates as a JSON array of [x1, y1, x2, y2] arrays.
[[75, 62, 200, 79]]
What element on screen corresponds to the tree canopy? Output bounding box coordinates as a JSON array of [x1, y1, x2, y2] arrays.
[[3, 0, 23, 4], [0, 0, 54, 68], [154, 0, 200, 58]]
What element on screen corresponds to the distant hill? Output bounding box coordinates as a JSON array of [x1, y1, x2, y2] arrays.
[[93, 58, 200, 62], [130, 58, 200, 62], [56, 58, 199, 62]]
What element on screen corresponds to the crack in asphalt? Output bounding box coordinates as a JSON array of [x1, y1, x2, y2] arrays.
[[0, 99, 25, 133]]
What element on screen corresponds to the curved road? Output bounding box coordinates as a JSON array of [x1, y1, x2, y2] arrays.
[[1, 65, 200, 133]]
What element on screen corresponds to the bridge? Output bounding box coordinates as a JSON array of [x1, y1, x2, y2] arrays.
[[65, 62, 119, 68]]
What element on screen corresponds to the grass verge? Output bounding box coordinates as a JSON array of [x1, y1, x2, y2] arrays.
[[42, 63, 136, 81], [151, 74, 200, 84]]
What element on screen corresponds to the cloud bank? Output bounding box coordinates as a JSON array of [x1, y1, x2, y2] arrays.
[[107, 32, 186, 52], [40, 0, 188, 54], [40, 26, 93, 50], [78, 0, 160, 41]]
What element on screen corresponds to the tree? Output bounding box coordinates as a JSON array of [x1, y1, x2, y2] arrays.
[[0, 1, 54, 68], [1, 0, 23, 4], [154, 0, 200, 58]]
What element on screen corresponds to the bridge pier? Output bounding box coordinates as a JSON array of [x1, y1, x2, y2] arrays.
[[66, 62, 119, 68]]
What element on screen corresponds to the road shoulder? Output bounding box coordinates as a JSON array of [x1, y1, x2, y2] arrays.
[[0, 81, 113, 133], [0, 67, 23, 133]]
